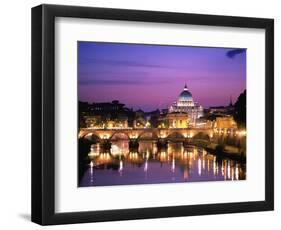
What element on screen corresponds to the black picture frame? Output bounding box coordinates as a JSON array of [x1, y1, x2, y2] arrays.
[[31, 4, 274, 225]]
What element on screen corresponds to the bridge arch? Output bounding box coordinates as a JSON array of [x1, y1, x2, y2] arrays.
[[79, 130, 89, 139], [81, 132, 101, 142], [90, 133, 101, 142], [80, 132, 93, 139], [166, 131, 185, 140], [110, 132, 130, 141], [137, 131, 158, 140], [192, 132, 210, 141]]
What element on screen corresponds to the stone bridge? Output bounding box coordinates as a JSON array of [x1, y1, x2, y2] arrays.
[[78, 127, 214, 141]]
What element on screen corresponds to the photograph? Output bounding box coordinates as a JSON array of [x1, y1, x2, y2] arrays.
[[77, 42, 247, 187], [29, 3, 274, 225]]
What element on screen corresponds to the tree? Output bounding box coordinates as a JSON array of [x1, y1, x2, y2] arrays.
[[234, 90, 246, 128]]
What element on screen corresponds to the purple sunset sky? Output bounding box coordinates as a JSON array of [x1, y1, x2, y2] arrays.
[[78, 42, 246, 112]]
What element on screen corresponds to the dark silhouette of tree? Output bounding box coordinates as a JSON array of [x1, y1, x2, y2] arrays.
[[234, 90, 246, 128]]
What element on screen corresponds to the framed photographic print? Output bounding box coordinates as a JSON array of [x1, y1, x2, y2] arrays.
[[31, 4, 274, 225]]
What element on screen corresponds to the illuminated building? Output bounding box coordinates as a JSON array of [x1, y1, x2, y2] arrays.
[[169, 84, 204, 125], [84, 115, 102, 128], [194, 117, 213, 129], [214, 116, 237, 129], [84, 115, 128, 129], [165, 112, 189, 128], [80, 100, 134, 128], [133, 109, 146, 128]]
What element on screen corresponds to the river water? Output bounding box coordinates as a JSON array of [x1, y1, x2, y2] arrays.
[[79, 140, 246, 187]]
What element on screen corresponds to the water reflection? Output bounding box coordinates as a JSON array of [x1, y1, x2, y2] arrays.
[[79, 140, 246, 187]]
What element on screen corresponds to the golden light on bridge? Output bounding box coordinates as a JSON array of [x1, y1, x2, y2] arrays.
[[239, 130, 247, 137], [159, 131, 167, 138], [102, 134, 109, 139], [129, 133, 137, 139]]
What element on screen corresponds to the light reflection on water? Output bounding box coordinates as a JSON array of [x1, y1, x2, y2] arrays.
[[79, 140, 246, 187]]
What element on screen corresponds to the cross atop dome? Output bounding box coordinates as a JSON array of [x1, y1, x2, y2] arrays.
[[184, 83, 188, 91]]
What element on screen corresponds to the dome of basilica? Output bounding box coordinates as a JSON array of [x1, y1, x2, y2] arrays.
[[169, 83, 203, 124], [178, 84, 193, 102]]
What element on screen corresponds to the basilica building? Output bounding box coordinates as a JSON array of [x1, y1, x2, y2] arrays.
[[169, 84, 204, 126]]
